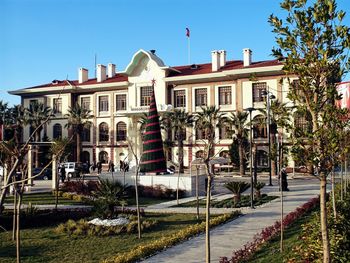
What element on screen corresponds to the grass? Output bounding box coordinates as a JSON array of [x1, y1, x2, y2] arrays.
[[245, 207, 319, 263], [4, 192, 84, 205], [0, 213, 224, 263], [173, 194, 278, 208]]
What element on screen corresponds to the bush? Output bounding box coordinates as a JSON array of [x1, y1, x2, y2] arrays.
[[55, 216, 158, 236], [61, 180, 99, 195], [138, 184, 186, 199]]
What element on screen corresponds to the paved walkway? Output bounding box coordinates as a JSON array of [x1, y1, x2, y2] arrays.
[[142, 178, 321, 263]]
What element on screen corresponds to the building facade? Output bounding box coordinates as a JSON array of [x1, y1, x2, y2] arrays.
[[10, 48, 299, 169]]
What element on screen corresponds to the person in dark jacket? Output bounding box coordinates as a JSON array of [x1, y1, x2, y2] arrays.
[[281, 168, 289, 191]]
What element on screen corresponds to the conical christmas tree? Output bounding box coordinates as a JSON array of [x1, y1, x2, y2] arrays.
[[139, 83, 167, 174]]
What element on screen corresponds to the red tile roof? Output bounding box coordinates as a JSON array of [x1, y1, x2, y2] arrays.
[[25, 74, 128, 89], [168, 59, 282, 77], [25, 59, 282, 89]]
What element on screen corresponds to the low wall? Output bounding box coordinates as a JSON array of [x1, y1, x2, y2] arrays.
[[105, 172, 207, 197]]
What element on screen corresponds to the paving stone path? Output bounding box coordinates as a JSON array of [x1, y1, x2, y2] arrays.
[[142, 178, 321, 263]]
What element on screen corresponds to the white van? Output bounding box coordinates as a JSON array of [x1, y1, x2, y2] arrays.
[[61, 162, 81, 178]]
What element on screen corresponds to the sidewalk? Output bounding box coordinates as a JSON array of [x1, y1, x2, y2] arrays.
[[142, 178, 321, 263]]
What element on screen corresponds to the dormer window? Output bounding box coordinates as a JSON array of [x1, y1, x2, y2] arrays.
[[141, 86, 152, 106]]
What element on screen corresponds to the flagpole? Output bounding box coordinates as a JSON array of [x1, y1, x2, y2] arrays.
[[188, 36, 190, 65]]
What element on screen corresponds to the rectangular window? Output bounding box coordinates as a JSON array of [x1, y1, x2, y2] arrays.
[[195, 88, 207, 106], [174, 90, 186, 108], [81, 97, 90, 110], [29, 99, 38, 105], [53, 98, 62, 114], [219, 86, 232, 105], [141, 86, 152, 106], [99, 96, 109, 112], [219, 125, 231, 139], [253, 82, 267, 102], [116, 94, 127, 111]]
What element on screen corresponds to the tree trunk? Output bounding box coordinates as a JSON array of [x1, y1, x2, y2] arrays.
[[271, 159, 277, 177], [331, 170, 337, 219], [320, 176, 330, 263], [16, 183, 25, 263], [176, 169, 180, 205], [178, 139, 184, 173], [134, 169, 141, 239], [239, 144, 245, 176], [12, 187, 17, 241], [233, 193, 240, 206], [205, 174, 212, 263], [76, 133, 81, 163], [35, 132, 40, 168]]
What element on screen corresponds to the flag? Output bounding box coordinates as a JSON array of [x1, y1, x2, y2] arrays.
[[139, 81, 167, 174], [186, 27, 190, 38]]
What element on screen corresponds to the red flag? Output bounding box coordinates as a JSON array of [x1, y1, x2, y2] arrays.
[[186, 27, 190, 38]]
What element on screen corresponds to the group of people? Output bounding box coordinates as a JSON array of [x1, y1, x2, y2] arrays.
[[88, 160, 129, 174]]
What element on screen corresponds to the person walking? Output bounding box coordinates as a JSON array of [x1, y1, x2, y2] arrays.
[[60, 165, 66, 183], [97, 161, 102, 175]]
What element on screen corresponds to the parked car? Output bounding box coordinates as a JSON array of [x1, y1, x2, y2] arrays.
[[61, 162, 82, 178], [33, 167, 52, 180]]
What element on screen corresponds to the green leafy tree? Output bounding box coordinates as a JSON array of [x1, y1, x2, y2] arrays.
[[269, 0, 350, 261], [65, 104, 93, 163]]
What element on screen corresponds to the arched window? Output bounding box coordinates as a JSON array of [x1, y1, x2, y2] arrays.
[[196, 150, 204, 159], [116, 122, 127, 141], [219, 150, 230, 159], [256, 150, 268, 167], [53, 123, 62, 139], [253, 115, 267, 139], [82, 125, 91, 142], [82, 151, 90, 164], [99, 151, 108, 164], [99, 122, 109, 142]]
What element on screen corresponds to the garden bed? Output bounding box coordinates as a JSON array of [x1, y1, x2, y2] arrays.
[[0, 212, 240, 263]]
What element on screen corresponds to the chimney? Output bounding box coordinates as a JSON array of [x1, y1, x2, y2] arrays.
[[243, 48, 252, 67], [219, 50, 226, 67], [78, 68, 88, 83], [211, 50, 220, 72], [97, 64, 106, 82], [108, 63, 116, 78]]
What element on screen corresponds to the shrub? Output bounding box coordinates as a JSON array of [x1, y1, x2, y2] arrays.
[[138, 184, 186, 199], [224, 181, 250, 205], [55, 217, 158, 237]]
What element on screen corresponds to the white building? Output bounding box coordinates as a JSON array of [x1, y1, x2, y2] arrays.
[[10, 48, 300, 169]]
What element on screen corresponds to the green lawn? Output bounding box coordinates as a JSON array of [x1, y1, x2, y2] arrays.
[[246, 207, 319, 263], [173, 194, 278, 208], [0, 213, 218, 263], [4, 192, 84, 205]]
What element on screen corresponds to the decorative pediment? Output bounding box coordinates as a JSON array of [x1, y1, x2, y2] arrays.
[[124, 49, 166, 76]]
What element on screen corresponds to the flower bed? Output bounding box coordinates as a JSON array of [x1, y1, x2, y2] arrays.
[[55, 215, 158, 236], [219, 197, 320, 263], [102, 211, 241, 263]]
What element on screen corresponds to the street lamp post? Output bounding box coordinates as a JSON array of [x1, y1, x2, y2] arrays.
[[245, 107, 256, 209], [262, 89, 276, 186]]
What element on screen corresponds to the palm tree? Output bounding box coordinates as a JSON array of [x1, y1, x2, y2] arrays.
[[9, 105, 27, 145], [194, 105, 225, 263], [227, 111, 249, 176], [65, 104, 93, 163], [93, 179, 130, 219], [0, 100, 8, 141], [27, 101, 53, 167], [163, 109, 193, 173], [224, 181, 250, 205], [258, 100, 290, 177]]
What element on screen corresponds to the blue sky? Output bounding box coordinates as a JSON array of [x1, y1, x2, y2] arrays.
[[1, 0, 349, 105]]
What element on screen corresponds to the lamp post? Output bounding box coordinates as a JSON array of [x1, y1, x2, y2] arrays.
[[245, 107, 256, 209], [262, 89, 276, 186]]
